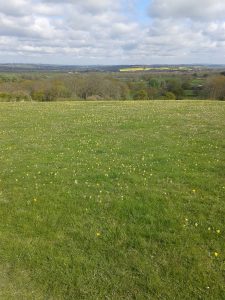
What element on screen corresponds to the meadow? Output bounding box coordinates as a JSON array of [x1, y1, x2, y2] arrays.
[[0, 101, 224, 299]]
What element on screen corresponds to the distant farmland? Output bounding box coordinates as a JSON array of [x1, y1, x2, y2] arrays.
[[120, 66, 194, 72], [0, 101, 224, 299]]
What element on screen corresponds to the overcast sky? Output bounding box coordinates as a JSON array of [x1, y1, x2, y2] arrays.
[[0, 0, 225, 65]]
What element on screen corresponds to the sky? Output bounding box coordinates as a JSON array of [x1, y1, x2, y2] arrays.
[[0, 0, 225, 65]]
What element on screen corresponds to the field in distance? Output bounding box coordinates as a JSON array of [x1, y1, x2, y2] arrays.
[[0, 101, 224, 299], [119, 66, 194, 72]]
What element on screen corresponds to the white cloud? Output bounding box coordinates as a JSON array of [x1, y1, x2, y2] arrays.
[[0, 0, 224, 64], [150, 0, 225, 21], [146, 0, 225, 63]]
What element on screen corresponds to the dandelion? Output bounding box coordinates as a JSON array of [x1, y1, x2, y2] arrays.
[[214, 252, 219, 257], [96, 232, 101, 237], [33, 198, 37, 202], [216, 229, 220, 234], [192, 189, 196, 193]]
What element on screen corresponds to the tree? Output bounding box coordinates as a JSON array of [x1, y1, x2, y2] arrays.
[[147, 87, 159, 100], [166, 79, 184, 99], [148, 78, 160, 89], [182, 80, 191, 90], [204, 76, 225, 100], [133, 89, 148, 100]]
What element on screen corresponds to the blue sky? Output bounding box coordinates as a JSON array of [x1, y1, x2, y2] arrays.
[[0, 0, 224, 64], [136, 0, 150, 23]]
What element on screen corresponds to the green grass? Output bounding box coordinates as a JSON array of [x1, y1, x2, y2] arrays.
[[0, 101, 224, 299]]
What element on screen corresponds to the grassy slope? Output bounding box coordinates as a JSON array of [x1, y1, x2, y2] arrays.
[[0, 101, 224, 299]]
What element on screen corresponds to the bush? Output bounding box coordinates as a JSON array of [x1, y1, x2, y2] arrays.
[[163, 92, 176, 100], [133, 89, 148, 100], [0, 91, 31, 102]]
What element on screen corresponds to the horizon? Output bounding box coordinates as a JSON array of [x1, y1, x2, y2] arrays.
[[0, 0, 225, 65], [1, 63, 225, 67]]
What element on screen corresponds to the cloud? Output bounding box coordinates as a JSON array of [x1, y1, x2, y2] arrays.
[[42, 0, 120, 15], [0, 0, 224, 64], [149, 0, 225, 21], [145, 0, 225, 63]]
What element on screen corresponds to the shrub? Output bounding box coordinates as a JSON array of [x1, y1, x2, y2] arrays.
[[163, 92, 176, 100]]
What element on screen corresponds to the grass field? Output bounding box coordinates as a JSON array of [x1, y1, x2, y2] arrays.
[[0, 101, 224, 299]]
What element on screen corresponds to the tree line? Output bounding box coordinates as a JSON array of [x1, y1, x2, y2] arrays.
[[0, 71, 225, 101]]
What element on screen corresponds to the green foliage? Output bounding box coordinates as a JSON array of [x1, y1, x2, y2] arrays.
[[0, 91, 30, 102], [166, 79, 184, 99], [148, 78, 160, 88], [0, 70, 224, 101], [182, 80, 192, 90], [0, 92, 11, 101], [163, 91, 176, 99], [133, 89, 148, 100], [147, 87, 159, 100]]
